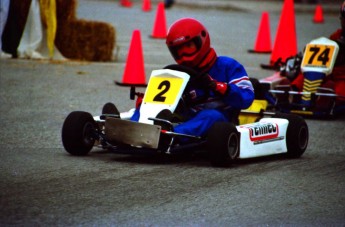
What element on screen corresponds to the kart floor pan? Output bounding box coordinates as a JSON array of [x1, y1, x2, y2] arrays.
[[105, 118, 161, 149]]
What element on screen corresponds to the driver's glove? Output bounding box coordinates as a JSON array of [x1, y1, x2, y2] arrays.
[[200, 73, 229, 95]]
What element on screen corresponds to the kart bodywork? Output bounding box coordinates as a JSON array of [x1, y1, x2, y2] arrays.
[[62, 68, 309, 167], [255, 37, 345, 118]]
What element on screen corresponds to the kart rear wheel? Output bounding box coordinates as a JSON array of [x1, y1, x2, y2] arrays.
[[62, 111, 98, 156], [207, 122, 239, 167], [273, 113, 309, 158]]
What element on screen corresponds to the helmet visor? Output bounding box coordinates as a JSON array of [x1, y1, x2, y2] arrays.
[[168, 37, 202, 61]]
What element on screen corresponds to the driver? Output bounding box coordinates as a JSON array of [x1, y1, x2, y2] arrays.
[[329, 1, 345, 101], [128, 18, 254, 140], [162, 17, 254, 138], [330, 0, 345, 66], [131, 18, 254, 140]]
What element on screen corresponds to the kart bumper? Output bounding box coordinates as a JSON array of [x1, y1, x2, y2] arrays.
[[105, 118, 161, 149]]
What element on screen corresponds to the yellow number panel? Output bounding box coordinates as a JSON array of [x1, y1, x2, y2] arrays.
[[302, 44, 335, 68], [144, 76, 184, 105]]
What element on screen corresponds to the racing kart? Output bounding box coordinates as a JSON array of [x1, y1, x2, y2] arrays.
[[258, 37, 345, 118], [62, 66, 309, 167]]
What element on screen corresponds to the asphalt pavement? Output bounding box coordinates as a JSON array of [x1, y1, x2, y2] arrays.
[[1, 0, 344, 226]]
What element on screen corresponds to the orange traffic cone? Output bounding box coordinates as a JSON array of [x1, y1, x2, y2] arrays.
[[120, 0, 132, 8], [142, 0, 151, 12], [116, 30, 147, 87], [248, 11, 272, 54], [151, 2, 167, 39], [313, 4, 324, 23], [261, 0, 297, 69]]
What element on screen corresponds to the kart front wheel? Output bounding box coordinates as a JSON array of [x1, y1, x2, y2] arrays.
[[273, 113, 309, 158], [62, 111, 98, 156], [207, 122, 240, 167]]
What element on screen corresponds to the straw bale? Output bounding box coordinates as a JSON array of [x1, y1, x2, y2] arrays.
[[55, 0, 77, 23], [54, 0, 116, 61], [55, 19, 115, 61]]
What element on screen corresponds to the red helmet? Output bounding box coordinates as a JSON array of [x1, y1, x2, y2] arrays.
[[166, 18, 212, 68]]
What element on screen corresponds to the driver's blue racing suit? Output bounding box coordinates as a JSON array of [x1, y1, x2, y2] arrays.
[[131, 56, 254, 138]]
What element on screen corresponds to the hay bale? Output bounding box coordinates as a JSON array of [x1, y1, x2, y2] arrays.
[[55, 0, 77, 24], [54, 0, 116, 62], [55, 19, 115, 61]]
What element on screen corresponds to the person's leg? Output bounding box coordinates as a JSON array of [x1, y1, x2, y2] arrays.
[[174, 109, 228, 137], [0, 0, 10, 54]]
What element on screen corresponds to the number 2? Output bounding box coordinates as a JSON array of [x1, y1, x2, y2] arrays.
[[153, 80, 170, 102]]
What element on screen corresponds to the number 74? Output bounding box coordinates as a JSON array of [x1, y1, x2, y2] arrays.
[[303, 44, 335, 67]]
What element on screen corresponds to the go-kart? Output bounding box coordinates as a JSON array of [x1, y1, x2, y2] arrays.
[[259, 37, 345, 118], [61, 66, 309, 167]]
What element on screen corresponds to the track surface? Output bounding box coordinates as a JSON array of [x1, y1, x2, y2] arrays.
[[1, 1, 344, 225]]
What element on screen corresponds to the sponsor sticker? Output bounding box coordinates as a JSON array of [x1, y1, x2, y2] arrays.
[[241, 123, 280, 142]]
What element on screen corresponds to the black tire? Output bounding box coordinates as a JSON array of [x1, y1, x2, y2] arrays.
[[272, 113, 309, 158], [102, 102, 119, 115], [207, 122, 240, 167], [62, 111, 97, 156]]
